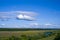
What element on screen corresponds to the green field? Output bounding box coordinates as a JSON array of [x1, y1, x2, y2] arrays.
[[0, 29, 60, 40]]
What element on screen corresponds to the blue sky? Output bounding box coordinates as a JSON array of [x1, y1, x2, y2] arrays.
[[0, 0, 60, 28]]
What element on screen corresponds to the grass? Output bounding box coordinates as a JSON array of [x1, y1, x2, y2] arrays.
[[0, 29, 60, 40], [40, 34, 57, 40]]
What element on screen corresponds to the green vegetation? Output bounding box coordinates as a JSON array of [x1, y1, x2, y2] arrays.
[[0, 28, 59, 31], [54, 33, 60, 40], [0, 28, 60, 40]]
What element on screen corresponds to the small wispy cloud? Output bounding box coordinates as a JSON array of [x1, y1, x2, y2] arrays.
[[15, 11, 37, 16], [29, 23, 40, 28], [0, 16, 10, 21], [30, 23, 39, 26], [44, 23, 52, 26], [0, 23, 6, 28], [0, 11, 37, 16], [29, 23, 60, 28]]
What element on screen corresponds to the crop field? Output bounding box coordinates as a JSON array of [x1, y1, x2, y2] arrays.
[[0, 29, 60, 40]]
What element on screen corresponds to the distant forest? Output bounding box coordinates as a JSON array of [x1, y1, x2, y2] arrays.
[[0, 28, 60, 31]]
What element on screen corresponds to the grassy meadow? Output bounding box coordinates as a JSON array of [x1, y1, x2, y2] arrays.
[[0, 28, 60, 40]]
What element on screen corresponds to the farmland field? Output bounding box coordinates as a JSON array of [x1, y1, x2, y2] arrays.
[[0, 29, 60, 40]]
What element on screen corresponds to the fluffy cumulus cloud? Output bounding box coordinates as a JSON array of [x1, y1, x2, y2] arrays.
[[16, 14, 35, 21], [16, 11, 36, 21]]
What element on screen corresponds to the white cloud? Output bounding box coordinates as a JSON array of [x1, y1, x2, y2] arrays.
[[29, 23, 40, 28], [44, 23, 52, 26], [0, 24, 6, 28], [17, 14, 24, 19], [17, 14, 35, 21], [44, 23, 60, 26], [31, 23, 39, 26], [0, 24, 5, 26]]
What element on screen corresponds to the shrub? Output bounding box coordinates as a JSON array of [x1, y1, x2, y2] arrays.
[[9, 36, 21, 40], [43, 32, 54, 37], [54, 33, 60, 40]]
